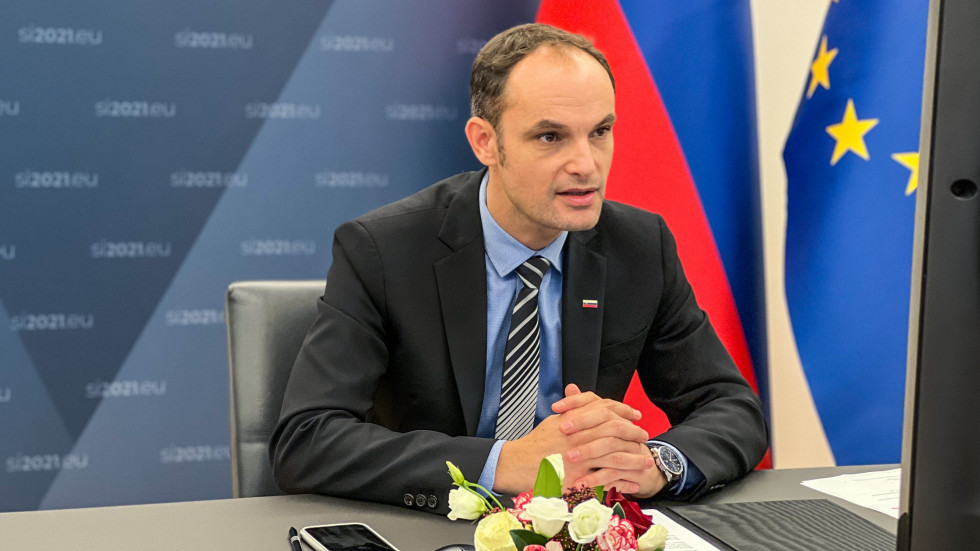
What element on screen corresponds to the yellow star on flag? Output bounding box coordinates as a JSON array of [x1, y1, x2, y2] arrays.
[[807, 36, 838, 98], [892, 152, 920, 195], [826, 99, 879, 165]]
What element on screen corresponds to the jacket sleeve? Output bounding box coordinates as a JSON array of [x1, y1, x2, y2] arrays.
[[269, 220, 494, 515], [637, 216, 769, 499]]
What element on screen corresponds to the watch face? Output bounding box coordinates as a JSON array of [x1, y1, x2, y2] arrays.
[[657, 447, 684, 476]]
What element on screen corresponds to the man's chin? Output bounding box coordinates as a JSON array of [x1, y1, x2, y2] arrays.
[[558, 215, 601, 233], [557, 205, 602, 232]]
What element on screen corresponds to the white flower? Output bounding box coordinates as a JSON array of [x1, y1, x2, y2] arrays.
[[474, 511, 522, 551], [448, 487, 487, 521], [568, 498, 614, 544], [637, 525, 668, 551], [545, 453, 565, 484], [523, 496, 572, 538]]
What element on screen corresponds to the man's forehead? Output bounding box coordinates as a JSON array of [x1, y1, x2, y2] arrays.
[[510, 44, 602, 81], [504, 45, 612, 93], [499, 46, 615, 129]]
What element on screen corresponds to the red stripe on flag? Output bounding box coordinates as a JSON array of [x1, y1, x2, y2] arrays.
[[536, 0, 768, 468]]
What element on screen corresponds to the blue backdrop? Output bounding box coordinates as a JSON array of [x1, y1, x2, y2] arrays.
[[0, 0, 539, 511]]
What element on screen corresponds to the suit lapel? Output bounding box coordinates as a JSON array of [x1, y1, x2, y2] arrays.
[[434, 171, 487, 436], [562, 229, 606, 392]]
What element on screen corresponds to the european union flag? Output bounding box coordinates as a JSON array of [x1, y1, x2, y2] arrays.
[[783, 1, 929, 464]]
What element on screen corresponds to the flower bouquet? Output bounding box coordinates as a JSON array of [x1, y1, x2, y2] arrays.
[[446, 456, 667, 551]]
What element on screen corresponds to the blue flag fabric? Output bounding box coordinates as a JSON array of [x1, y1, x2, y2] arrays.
[[783, 1, 929, 464]]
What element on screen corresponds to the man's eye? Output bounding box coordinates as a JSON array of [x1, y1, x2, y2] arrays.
[[537, 132, 559, 143], [593, 126, 611, 138]]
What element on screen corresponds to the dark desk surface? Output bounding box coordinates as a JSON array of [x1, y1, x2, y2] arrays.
[[0, 465, 897, 550]]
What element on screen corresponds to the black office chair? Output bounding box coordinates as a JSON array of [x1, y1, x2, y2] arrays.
[[225, 280, 323, 498]]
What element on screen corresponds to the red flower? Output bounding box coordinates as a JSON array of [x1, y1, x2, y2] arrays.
[[522, 544, 563, 551], [597, 515, 637, 551], [604, 488, 653, 537], [509, 491, 533, 523]]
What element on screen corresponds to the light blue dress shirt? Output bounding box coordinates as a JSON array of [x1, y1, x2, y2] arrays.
[[474, 173, 566, 489], [473, 173, 704, 497]]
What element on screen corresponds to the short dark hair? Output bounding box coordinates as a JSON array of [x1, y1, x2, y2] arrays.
[[470, 23, 615, 130]]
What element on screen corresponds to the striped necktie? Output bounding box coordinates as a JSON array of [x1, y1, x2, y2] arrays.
[[495, 256, 550, 441]]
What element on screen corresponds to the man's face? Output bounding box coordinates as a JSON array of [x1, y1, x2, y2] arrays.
[[484, 46, 615, 250]]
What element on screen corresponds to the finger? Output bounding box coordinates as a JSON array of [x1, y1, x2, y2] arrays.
[[558, 401, 644, 434], [606, 480, 641, 495], [551, 389, 601, 414], [566, 439, 653, 467], [566, 417, 650, 444], [565, 419, 650, 450], [550, 384, 585, 414], [572, 444, 653, 471], [571, 470, 645, 495], [565, 437, 647, 463]]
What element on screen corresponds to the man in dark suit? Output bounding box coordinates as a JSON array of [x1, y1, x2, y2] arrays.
[[271, 23, 767, 514]]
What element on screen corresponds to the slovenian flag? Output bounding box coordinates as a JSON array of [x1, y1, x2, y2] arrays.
[[783, 0, 928, 464], [536, 0, 769, 468]]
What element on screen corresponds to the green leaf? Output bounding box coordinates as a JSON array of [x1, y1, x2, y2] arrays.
[[510, 529, 548, 550], [612, 502, 626, 520], [595, 485, 604, 503], [533, 457, 562, 498]]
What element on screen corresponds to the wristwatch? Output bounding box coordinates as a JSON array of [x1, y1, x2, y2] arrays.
[[648, 444, 684, 490]]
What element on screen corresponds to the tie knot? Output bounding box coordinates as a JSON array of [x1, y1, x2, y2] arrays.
[[517, 256, 550, 289]]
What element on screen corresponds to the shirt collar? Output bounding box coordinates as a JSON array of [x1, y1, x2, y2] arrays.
[[479, 171, 566, 278]]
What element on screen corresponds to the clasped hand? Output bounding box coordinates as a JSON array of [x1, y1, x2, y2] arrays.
[[495, 384, 667, 498]]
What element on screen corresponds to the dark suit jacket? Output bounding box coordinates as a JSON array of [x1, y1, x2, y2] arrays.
[[270, 169, 767, 514]]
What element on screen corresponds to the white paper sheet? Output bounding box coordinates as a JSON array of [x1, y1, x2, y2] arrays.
[[644, 509, 722, 551], [800, 467, 901, 519]]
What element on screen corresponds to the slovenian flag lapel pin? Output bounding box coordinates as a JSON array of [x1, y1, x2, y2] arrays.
[[582, 299, 598, 309]]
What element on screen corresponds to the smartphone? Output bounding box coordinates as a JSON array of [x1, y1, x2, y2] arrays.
[[299, 523, 400, 551]]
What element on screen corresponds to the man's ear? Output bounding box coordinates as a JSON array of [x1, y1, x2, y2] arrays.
[[465, 116, 499, 167]]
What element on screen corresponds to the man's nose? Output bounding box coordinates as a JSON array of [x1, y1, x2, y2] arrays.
[[565, 138, 597, 178]]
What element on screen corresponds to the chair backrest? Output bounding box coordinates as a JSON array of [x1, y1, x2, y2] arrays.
[[225, 280, 323, 498]]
